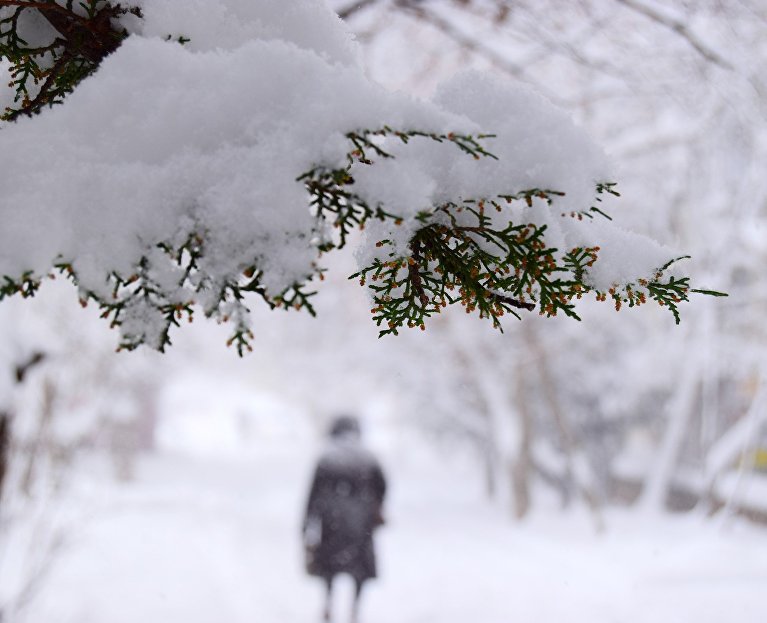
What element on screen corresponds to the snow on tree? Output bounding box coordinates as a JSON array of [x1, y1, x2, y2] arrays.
[[0, 0, 722, 354]]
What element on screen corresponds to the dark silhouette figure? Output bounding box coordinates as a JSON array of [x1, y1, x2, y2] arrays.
[[303, 416, 386, 623]]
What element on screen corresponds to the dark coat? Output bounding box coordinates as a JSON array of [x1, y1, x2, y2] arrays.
[[303, 441, 386, 583]]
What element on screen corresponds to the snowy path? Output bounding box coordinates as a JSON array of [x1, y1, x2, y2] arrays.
[[17, 442, 767, 623]]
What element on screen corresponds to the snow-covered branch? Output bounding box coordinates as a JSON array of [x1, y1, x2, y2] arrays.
[[0, 0, 722, 353]]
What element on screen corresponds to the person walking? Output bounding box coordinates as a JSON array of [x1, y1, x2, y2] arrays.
[[303, 416, 386, 623]]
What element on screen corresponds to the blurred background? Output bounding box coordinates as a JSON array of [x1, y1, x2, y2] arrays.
[[1, 1, 767, 621]]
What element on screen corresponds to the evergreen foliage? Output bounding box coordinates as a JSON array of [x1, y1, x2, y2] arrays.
[[0, 1, 725, 354], [0, 0, 140, 120]]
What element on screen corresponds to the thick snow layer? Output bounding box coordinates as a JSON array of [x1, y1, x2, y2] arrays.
[[5, 440, 767, 623], [124, 0, 361, 65], [0, 0, 680, 344]]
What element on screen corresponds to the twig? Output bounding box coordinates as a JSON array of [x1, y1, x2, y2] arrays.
[[0, 1, 75, 12], [4, 50, 71, 121], [391, 0, 572, 107], [337, 0, 380, 21], [408, 239, 430, 308], [395, 0, 529, 82], [615, 0, 734, 70], [490, 292, 535, 311]]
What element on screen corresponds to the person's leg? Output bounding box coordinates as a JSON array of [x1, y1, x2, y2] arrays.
[[351, 578, 365, 623], [323, 576, 333, 621]]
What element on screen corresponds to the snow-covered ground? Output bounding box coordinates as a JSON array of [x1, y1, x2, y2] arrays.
[[8, 432, 767, 623]]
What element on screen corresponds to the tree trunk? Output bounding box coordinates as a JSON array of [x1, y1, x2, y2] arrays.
[[639, 361, 700, 510], [447, 321, 517, 502], [525, 323, 604, 531], [0, 412, 9, 501], [701, 380, 767, 513], [20, 379, 55, 496], [510, 363, 533, 519]]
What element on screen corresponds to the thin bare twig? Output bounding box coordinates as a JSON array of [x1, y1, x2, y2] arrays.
[[337, 0, 381, 21], [615, 0, 734, 70], [391, 0, 573, 107], [396, 0, 528, 82], [490, 292, 535, 311]]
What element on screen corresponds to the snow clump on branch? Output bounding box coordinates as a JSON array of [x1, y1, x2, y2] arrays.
[[0, 0, 716, 353]]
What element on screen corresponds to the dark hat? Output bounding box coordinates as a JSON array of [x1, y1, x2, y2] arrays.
[[328, 415, 361, 439]]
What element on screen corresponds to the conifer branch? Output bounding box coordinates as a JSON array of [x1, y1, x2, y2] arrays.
[[0, 122, 724, 353], [1, 0, 141, 120]]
